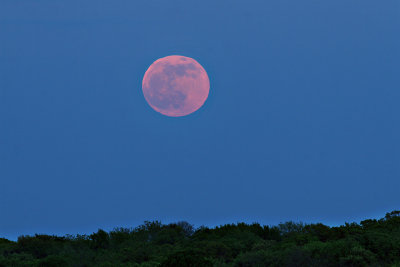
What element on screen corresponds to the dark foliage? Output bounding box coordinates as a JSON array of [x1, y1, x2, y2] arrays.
[[1, 211, 400, 266]]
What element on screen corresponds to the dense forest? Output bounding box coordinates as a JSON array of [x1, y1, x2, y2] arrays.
[[0, 211, 399, 267]]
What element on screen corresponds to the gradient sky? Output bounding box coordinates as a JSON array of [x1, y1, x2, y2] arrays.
[[1, 0, 399, 240]]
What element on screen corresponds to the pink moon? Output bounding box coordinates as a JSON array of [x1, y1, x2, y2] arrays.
[[142, 55, 210, 117]]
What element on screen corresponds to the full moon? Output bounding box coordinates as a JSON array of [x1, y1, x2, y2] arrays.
[[142, 55, 210, 117]]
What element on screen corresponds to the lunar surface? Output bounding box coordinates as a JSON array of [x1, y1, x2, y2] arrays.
[[142, 55, 210, 117]]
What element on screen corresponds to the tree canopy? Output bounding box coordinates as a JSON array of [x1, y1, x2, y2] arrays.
[[1, 212, 399, 266]]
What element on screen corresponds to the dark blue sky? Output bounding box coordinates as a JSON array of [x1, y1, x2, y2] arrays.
[[1, 1, 399, 240]]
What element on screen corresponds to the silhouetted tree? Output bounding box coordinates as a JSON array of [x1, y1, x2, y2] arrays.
[[0, 211, 399, 266]]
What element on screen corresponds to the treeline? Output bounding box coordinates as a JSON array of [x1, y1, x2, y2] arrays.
[[1, 211, 400, 267]]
